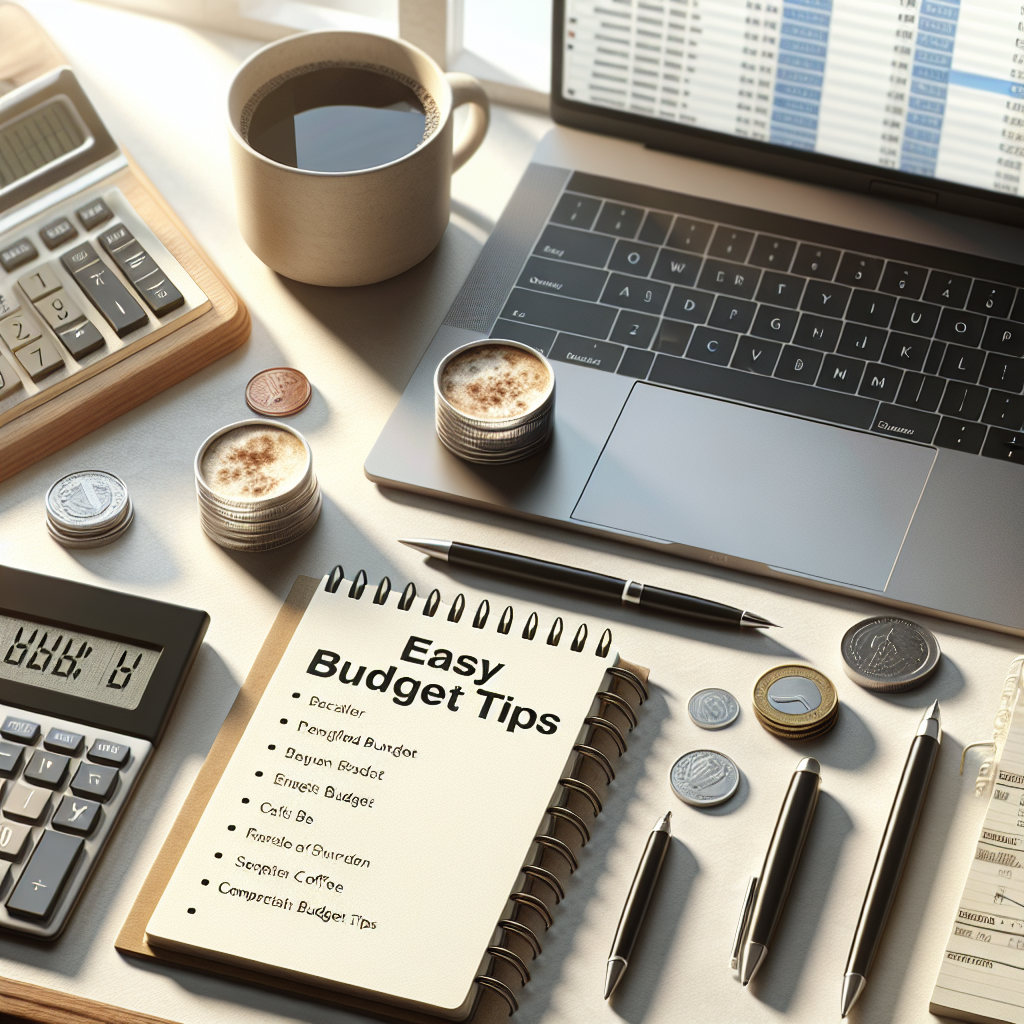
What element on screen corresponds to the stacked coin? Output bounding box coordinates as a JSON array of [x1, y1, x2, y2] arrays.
[[752, 664, 839, 740], [841, 616, 941, 693], [45, 470, 134, 548], [194, 420, 321, 551], [434, 340, 555, 463]]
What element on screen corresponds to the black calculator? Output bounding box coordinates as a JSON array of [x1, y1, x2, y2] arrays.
[[0, 565, 207, 938]]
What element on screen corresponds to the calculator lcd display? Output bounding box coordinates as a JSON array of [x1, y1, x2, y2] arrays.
[[0, 98, 89, 190], [0, 614, 161, 711]]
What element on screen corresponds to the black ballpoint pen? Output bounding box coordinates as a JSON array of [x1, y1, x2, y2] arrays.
[[605, 811, 672, 998], [841, 701, 942, 1017], [735, 757, 821, 984], [399, 539, 779, 629]]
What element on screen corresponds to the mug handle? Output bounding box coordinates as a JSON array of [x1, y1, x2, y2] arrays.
[[446, 72, 490, 171]]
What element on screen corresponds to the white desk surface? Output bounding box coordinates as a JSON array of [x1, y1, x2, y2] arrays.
[[1, 3, 1022, 1023]]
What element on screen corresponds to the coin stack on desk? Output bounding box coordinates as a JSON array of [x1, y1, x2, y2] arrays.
[[45, 470, 134, 548], [194, 420, 321, 551], [752, 665, 840, 740]]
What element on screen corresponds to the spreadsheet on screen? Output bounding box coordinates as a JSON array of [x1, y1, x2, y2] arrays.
[[563, 0, 1023, 198]]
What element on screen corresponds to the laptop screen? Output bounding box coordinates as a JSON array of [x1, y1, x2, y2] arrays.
[[557, 0, 1022, 206]]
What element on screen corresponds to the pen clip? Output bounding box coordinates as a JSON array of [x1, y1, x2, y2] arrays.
[[730, 874, 758, 970]]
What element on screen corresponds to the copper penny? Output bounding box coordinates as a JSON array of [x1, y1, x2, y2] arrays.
[[245, 368, 312, 417]]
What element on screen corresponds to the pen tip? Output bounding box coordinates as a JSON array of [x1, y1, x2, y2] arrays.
[[841, 973, 866, 1017], [398, 539, 451, 560], [604, 958, 627, 999], [739, 942, 765, 985], [654, 810, 672, 833], [740, 611, 780, 629]]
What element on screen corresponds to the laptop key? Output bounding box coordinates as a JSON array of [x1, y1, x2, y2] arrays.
[[835, 253, 883, 290], [981, 427, 1024, 463], [650, 249, 702, 287], [501, 288, 616, 338], [687, 327, 737, 366], [935, 308, 985, 347], [594, 202, 644, 238], [859, 363, 901, 403], [748, 235, 796, 271], [708, 227, 754, 262], [650, 354, 876, 429], [549, 333, 623, 373], [1012, 290, 1024, 323], [608, 239, 658, 276], [774, 345, 823, 385], [618, 348, 656, 378], [846, 289, 896, 327], [533, 224, 614, 267], [666, 217, 714, 253], [924, 270, 971, 308], [940, 382, 988, 420], [980, 353, 1024, 393], [791, 244, 840, 280], [655, 319, 694, 356], [697, 259, 760, 299], [751, 305, 798, 344], [549, 193, 601, 230], [664, 287, 713, 324], [600, 273, 670, 314], [871, 404, 939, 444], [891, 298, 941, 338], [896, 373, 945, 412], [794, 314, 842, 352], [882, 334, 928, 371], [731, 337, 781, 375], [800, 281, 852, 318], [638, 211, 672, 245], [517, 257, 608, 301], [934, 417, 988, 454], [755, 270, 806, 308], [818, 354, 865, 394], [982, 392, 1024, 431], [610, 310, 660, 347], [982, 319, 1024, 357], [490, 320, 555, 354], [967, 280, 1015, 318], [838, 323, 887, 361], [939, 344, 985, 384], [708, 296, 756, 333], [879, 262, 928, 299]]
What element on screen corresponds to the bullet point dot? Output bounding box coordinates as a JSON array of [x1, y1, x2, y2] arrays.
[[228, 825, 236, 831], [202, 879, 209, 886], [242, 798, 249, 804], [255, 771, 263, 777], [214, 852, 223, 859], [187, 908, 196, 914], [268, 744, 276, 750], [292, 692, 300, 698], [280, 718, 288, 725]]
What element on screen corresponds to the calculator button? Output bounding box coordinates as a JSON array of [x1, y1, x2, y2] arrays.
[[0, 741, 24, 777], [98, 224, 133, 251], [14, 335, 64, 382], [1, 237, 38, 271], [87, 738, 129, 767], [3, 782, 51, 824], [40, 217, 78, 250], [5, 830, 83, 919], [100, 228, 184, 317], [0, 820, 32, 860], [35, 288, 86, 333], [18, 264, 62, 302], [75, 198, 112, 230], [70, 763, 118, 802], [43, 728, 84, 757], [0, 308, 43, 351], [61, 243, 148, 337], [1, 717, 41, 745], [134, 273, 184, 316], [0, 352, 23, 400], [58, 319, 105, 360], [52, 795, 101, 836], [0, 286, 20, 317], [24, 751, 71, 789]]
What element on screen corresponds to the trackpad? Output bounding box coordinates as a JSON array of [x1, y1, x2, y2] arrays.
[[572, 384, 936, 591]]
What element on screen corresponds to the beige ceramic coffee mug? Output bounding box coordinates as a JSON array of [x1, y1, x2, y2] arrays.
[[227, 31, 489, 287]]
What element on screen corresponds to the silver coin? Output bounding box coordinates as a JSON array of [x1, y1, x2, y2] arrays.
[[46, 500, 134, 548], [46, 471, 128, 530], [687, 687, 740, 729], [767, 675, 823, 715], [841, 616, 941, 693], [669, 749, 740, 807]]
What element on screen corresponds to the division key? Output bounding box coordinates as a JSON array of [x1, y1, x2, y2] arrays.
[[5, 830, 83, 920]]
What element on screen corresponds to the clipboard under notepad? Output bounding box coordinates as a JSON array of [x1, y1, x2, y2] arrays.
[[117, 570, 650, 1023]]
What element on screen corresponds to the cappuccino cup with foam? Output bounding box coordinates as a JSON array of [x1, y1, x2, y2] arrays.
[[433, 340, 555, 463]]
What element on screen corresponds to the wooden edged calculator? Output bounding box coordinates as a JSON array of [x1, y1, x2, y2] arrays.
[[0, 565, 208, 938], [0, 3, 249, 481]]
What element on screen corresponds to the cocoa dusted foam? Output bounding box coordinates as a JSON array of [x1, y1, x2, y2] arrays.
[[200, 425, 307, 501], [440, 344, 551, 421]]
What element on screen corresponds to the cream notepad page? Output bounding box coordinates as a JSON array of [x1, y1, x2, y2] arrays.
[[147, 579, 615, 1018], [932, 659, 1024, 1024]]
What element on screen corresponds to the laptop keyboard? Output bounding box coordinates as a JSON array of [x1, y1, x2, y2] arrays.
[[490, 172, 1023, 464]]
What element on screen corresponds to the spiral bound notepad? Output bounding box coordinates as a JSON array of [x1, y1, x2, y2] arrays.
[[134, 569, 648, 1022]]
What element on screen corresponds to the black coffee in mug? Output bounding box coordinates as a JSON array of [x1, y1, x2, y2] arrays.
[[246, 64, 436, 173]]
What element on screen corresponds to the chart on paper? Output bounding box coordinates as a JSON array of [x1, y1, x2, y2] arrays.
[[562, 0, 1023, 196]]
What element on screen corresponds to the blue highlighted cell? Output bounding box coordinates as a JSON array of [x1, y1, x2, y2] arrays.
[[904, 126, 941, 144], [920, 2, 959, 21], [779, 37, 828, 57], [902, 140, 940, 158], [783, 7, 831, 25], [914, 49, 952, 68], [912, 64, 949, 83], [918, 16, 956, 35], [774, 83, 823, 101], [778, 53, 826, 72], [777, 68, 823, 86], [910, 79, 948, 98], [908, 96, 946, 114], [907, 112, 943, 129], [948, 70, 1022, 97], [916, 33, 955, 53]]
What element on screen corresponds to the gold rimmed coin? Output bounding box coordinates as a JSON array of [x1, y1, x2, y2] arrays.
[[245, 367, 312, 417], [753, 664, 839, 740]]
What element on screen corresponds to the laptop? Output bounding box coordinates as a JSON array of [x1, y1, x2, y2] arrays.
[[366, 0, 1024, 636]]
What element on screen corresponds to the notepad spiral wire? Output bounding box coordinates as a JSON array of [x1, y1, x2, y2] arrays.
[[325, 565, 648, 1016]]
